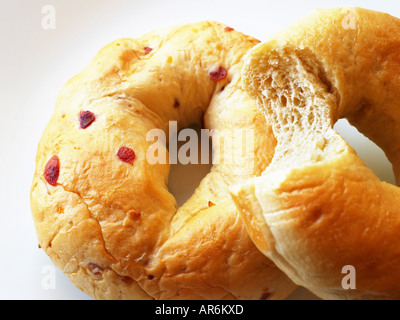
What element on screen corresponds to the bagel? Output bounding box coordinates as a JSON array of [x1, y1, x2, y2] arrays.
[[30, 21, 296, 300], [230, 7, 400, 300]]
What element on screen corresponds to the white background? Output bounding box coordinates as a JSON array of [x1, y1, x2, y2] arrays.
[[0, 0, 398, 300]]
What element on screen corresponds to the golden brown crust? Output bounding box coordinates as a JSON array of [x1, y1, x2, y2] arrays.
[[30, 21, 295, 300], [232, 7, 400, 300]]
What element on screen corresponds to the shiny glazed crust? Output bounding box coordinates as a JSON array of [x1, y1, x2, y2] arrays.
[[30, 21, 296, 300]]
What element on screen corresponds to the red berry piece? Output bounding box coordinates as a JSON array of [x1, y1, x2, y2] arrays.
[[209, 66, 227, 82], [117, 146, 136, 164], [79, 110, 96, 129], [44, 155, 60, 186], [173, 99, 180, 108], [144, 47, 153, 54]]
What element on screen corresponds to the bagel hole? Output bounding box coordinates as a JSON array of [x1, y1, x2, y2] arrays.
[[334, 119, 395, 184], [167, 123, 213, 206]]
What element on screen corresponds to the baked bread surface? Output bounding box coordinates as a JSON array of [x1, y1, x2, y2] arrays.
[[31, 21, 296, 300], [232, 7, 400, 300]]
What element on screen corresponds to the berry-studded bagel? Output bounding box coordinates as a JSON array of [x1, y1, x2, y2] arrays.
[[231, 7, 400, 300], [30, 21, 296, 300]]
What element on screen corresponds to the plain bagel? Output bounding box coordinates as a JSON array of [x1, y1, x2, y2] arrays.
[[231, 7, 400, 300], [30, 21, 296, 300]]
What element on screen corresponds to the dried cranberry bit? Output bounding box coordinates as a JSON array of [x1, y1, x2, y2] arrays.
[[173, 99, 180, 108], [117, 146, 136, 164], [209, 66, 227, 82], [44, 155, 60, 186], [224, 26, 234, 32], [79, 110, 96, 129], [260, 289, 270, 300], [144, 47, 153, 54], [128, 210, 141, 219], [88, 262, 104, 275], [121, 276, 134, 284]]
